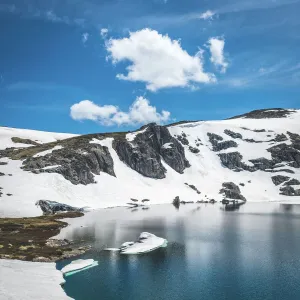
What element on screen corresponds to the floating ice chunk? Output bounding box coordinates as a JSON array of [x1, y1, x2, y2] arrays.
[[61, 259, 98, 276], [120, 232, 167, 254]]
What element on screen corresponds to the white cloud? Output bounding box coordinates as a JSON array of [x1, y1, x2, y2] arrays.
[[82, 32, 89, 44], [207, 37, 228, 73], [198, 10, 216, 20], [105, 28, 216, 91], [100, 28, 108, 38], [70, 96, 171, 126]]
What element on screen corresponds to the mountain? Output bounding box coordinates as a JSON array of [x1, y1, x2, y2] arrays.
[[1, 108, 300, 217]]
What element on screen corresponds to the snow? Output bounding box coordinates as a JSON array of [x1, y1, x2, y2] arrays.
[[41, 165, 61, 170], [61, 259, 97, 275], [0, 126, 76, 150], [0, 259, 71, 300], [0, 111, 300, 217], [120, 232, 167, 254], [33, 145, 63, 157], [162, 142, 173, 149], [126, 127, 148, 142]]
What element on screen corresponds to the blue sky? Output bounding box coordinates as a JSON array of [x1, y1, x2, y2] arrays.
[[0, 0, 300, 134]]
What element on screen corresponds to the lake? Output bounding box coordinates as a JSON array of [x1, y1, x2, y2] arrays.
[[56, 203, 300, 300]]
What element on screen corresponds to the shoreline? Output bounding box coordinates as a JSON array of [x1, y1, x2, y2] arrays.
[[0, 211, 89, 262]]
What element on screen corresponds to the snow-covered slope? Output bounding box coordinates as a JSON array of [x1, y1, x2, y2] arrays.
[[1, 109, 299, 217]]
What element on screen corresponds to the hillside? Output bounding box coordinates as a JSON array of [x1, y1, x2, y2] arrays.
[[0, 108, 300, 217]]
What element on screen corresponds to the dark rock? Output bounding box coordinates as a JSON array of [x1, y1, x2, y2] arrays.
[[130, 198, 139, 202], [271, 175, 290, 186], [243, 138, 263, 143], [271, 134, 288, 142], [113, 124, 190, 179], [188, 146, 200, 153], [209, 199, 217, 204], [219, 182, 246, 201], [180, 201, 194, 204], [218, 152, 250, 172], [267, 143, 300, 168], [173, 196, 180, 209], [176, 133, 189, 145], [0, 172, 4, 176], [11, 137, 40, 146], [35, 200, 83, 215], [280, 186, 300, 196], [208, 133, 237, 152], [284, 179, 300, 186], [21, 140, 115, 185], [0, 162, 7, 165], [228, 108, 295, 119], [8, 174, 12, 176], [142, 199, 150, 202], [224, 129, 243, 139], [185, 183, 201, 194], [6, 193, 13, 196], [239, 183, 245, 186]]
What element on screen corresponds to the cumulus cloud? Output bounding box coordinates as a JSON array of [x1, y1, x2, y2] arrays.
[[198, 10, 216, 20], [81, 32, 89, 44], [105, 28, 215, 91], [207, 37, 228, 73], [70, 96, 171, 126], [100, 28, 108, 38]]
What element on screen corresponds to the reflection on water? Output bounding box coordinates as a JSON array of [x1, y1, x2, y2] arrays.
[[57, 203, 300, 300]]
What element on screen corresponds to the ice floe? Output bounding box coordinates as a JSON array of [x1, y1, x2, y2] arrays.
[[61, 259, 98, 276]]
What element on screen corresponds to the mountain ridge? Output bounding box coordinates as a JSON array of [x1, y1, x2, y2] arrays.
[[1, 108, 299, 217]]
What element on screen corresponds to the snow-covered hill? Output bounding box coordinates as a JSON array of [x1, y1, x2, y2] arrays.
[[1, 108, 300, 217]]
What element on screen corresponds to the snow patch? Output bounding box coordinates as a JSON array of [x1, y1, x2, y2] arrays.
[[0, 259, 70, 300], [33, 146, 63, 158]]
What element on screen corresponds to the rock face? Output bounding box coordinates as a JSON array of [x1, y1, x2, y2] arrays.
[[229, 108, 295, 119], [280, 186, 300, 196], [113, 123, 190, 179], [36, 200, 83, 215], [224, 129, 243, 139], [219, 182, 246, 201], [271, 175, 290, 186], [19, 137, 116, 185], [207, 133, 238, 151]]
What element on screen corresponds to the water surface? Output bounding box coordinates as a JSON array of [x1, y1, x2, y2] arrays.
[[57, 203, 300, 300]]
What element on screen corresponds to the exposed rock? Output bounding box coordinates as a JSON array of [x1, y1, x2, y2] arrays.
[[243, 138, 263, 143], [11, 137, 40, 146], [36, 200, 83, 215], [6, 194, 12, 196], [130, 198, 139, 202], [142, 199, 150, 202], [272, 134, 288, 142], [207, 133, 238, 152], [176, 133, 189, 145], [172, 196, 180, 209], [218, 152, 251, 172], [280, 186, 300, 196], [188, 146, 200, 153], [284, 179, 300, 186], [229, 108, 295, 119], [185, 183, 201, 194], [271, 175, 290, 186], [113, 123, 190, 179], [0, 162, 7, 165], [239, 183, 245, 186], [219, 182, 246, 201], [224, 129, 243, 139], [46, 239, 70, 247], [0, 172, 4, 176], [267, 143, 300, 168]]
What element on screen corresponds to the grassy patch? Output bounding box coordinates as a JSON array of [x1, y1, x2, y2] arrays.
[[0, 212, 84, 261]]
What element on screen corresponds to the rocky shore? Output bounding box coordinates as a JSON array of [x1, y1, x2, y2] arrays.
[[0, 211, 90, 262]]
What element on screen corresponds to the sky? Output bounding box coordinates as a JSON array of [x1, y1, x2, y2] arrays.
[[0, 0, 300, 134]]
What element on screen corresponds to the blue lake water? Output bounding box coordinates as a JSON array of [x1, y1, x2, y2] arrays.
[[57, 203, 300, 300]]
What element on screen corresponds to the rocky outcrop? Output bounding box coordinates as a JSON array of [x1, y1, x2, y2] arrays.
[[185, 183, 201, 194], [229, 108, 295, 119], [113, 123, 190, 179], [175, 132, 189, 145], [284, 178, 300, 186], [20, 139, 115, 185], [224, 129, 243, 139], [207, 133, 238, 152], [218, 152, 250, 172], [271, 175, 290, 186], [267, 143, 300, 168], [11, 137, 40, 146], [188, 146, 200, 153], [219, 182, 246, 201], [280, 186, 300, 196], [172, 196, 180, 209], [36, 200, 83, 215]]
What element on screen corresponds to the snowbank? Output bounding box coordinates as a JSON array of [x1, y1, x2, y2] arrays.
[[0, 259, 71, 300]]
